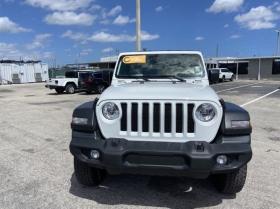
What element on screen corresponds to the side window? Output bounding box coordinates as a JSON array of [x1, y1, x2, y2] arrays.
[[65, 71, 78, 78], [94, 73, 102, 79]]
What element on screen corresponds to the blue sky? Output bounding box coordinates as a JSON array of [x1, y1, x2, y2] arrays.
[[0, 0, 280, 65]]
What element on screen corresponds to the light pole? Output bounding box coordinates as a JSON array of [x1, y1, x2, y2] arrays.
[[275, 30, 280, 56], [136, 0, 142, 51]]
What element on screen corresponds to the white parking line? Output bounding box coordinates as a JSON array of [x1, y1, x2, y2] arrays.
[[241, 89, 280, 107], [216, 83, 260, 93]]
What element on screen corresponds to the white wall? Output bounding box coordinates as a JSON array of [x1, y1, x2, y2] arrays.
[[0, 62, 49, 84]]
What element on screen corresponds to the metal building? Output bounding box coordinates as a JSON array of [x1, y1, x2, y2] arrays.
[[205, 56, 280, 80], [0, 60, 49, 84]]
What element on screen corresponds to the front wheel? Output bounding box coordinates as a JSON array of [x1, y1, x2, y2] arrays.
[[230, 75, 234, 81], [212, 165, 247, 194], [74, 158, 106, 186]]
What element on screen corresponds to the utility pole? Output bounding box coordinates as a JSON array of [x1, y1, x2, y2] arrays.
[[215, 44, 219, 57], [136, 0, 142, 51], [275, 30, 280, 56]]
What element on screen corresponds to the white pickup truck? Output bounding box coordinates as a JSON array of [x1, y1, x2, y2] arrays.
[[45, 70, 88, 94]]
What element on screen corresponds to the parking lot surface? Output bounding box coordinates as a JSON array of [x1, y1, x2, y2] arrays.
[[0, 80, 279, 209]]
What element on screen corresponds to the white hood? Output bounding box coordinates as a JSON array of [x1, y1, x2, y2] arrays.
[[98, 82, 220, 103]]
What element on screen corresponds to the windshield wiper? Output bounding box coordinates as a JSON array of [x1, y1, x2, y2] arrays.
[[163, 75, 186, 82], [129, 76, 151, 82]]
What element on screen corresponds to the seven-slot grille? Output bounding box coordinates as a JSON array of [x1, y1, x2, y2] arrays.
[[120, 102, 195, 137]]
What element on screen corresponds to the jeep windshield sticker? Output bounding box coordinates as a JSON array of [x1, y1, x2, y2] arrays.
[[122, 55, 146, 64]]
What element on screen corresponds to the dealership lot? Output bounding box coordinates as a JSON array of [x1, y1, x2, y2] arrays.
[[0, 80, 279, 209]]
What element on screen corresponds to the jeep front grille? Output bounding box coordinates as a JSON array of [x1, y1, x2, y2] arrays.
[[120, 102, 195, 137]]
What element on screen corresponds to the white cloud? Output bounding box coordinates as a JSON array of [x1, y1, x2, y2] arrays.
[[155, 6, 163, 12], [107, 5, 122, 17], [0, 17, 30, 33], [207, 0, 244, 13], [102, 47, 114, 53], [195, 36, 205, 41], [0, 43, 20, 59], [80, 48, 92, 56], [88, 31, 159, 42], [24, 0, 93, 11], [230, 34, 241, 39], [235, 6, 278, 30], [0, 42, 54, 61], [141, 31, 160, 41], [89, 32, 134, 42], [62, 30, 88, 43], [45, 12, 95, 26], [113, 15, 135, 25], [26, 33, 52, 50], [224, 24, 229, 28], [89, 4, 102, 12]]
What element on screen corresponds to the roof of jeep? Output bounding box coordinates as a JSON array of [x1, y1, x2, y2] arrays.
[[118, 51, 203, 56]]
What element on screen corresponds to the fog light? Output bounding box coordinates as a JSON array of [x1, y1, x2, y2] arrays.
[[216, 155, 227, 165], [90, 150, 100, 159]]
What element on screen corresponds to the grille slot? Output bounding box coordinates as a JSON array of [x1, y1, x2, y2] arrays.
[[120, 101, 195, 137], [142, 103, 149, 132], [121, 103, 127, 131], [187, 104, 195, 133], [153, 103, 160, 132], [176, 104, 183, 133], [131, 103, 138, 132], [164, 103, 172, 133]]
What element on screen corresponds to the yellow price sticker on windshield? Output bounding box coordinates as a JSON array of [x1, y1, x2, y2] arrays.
[[123, 55, 146, 64]]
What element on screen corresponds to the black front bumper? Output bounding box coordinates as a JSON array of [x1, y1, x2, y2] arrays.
[[70, 132, 252, 179], [45, 84, 58, 89]]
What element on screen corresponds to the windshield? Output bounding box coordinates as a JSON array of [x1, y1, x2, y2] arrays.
[[116, 54, 205, 79]]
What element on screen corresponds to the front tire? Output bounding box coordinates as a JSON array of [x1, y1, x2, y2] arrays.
[[65, 84, 76, 94], [212, 165, 247, 194], [74, 158, 106, 186]]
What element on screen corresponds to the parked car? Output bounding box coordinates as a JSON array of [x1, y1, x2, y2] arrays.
[[78, 69, 113, 94], [45, 70, 93, 94], [213, 68, 234, 82], [70, 51, 252, 194], [207, 69, 220, 84]]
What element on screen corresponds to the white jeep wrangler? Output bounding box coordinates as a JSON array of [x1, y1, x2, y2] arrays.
[[70, 51, 252, 194], [46, 70, 90, 94]]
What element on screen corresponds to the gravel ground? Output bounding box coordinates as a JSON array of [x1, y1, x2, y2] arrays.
[[0, 80, 279, 209]]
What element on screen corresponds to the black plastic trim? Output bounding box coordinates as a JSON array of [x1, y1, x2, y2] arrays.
[[220, 102, 252, 136], [71, 98, 99, 133]]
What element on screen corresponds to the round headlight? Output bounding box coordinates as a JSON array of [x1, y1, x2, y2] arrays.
[[102, 102, 120, 120], [195, 103, 216, 122]]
